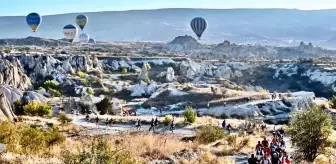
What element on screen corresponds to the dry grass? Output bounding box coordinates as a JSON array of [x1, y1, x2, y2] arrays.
[[104, 133, 195, 160]]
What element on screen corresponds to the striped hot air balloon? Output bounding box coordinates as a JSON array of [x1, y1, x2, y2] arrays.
[[26, 13, 42, 32], [63, 24, 78, 43], [190, 17, 207, 40], [76, 15, 88, 31], [78, 33, 89, 43]]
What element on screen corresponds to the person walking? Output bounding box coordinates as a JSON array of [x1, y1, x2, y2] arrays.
[[105, 118, 109, 126], [226, 124, 232, 134], [248, 154, 258, 164], [95, 116, 99, 127], [135, 119, 141, 131], [221, 119, 226, 130], [170, 118, 175, 132], [154, 118, 159, 128], [149, 118, 155, 132]]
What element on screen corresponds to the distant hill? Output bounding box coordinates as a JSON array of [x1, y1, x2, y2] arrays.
[[2, 8, 336, 47], [0, 37, 70, 46]]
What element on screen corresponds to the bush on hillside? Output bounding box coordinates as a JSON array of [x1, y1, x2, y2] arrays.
[[87, 87, 95, 95], [102, 87, 109, 93], [184, 106, 197, 123], [59, 113, 73, 124], [287, 105, 332, 162], [163, 115, 173, 126], [62, 139, 135, 164], [44, 80, 58, 90], [145, 63, 151, 71], [329, 96, 336, 109], [48, 88, 62, 97], [96, 98, 112, 115], [23, 101, 52, 117], [121, 67, 128, 74], [76, 71, 86, 78], [196, 125, 225, 144], [0, 121, 65, 155]]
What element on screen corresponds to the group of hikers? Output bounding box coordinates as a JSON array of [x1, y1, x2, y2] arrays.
[[248, 127, 291, 164], [87, 114, 176, 132]]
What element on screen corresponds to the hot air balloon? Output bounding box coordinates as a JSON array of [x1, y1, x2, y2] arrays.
[[26, 13, 42, 32], [190, 17, 207, 40], [88, 38, 96, 43], [78, 33, 89, 43], [76, 15, 88, 31], [63, 24, 78, 43]]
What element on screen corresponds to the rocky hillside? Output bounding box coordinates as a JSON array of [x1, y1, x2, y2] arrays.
[[0, 37, 70, 46], [164, 38, 336, 60], [166, 35, 203, 51]]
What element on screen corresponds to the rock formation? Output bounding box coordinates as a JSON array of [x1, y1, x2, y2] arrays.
[[0, 59, 31, 90], [137, 65, 149, 81], [166, 35, 203, 51], [165, 67, 176, 82], [0, 85, 47, 103], [0, 93, 16, 122], [131, 81, 157, 97]]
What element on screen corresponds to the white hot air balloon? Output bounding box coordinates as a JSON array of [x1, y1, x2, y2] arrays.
[[78, 33, 89, 43], [63, 24, 78, 43]]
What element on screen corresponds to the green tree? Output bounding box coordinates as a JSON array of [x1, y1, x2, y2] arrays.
[[121, 67, 128, 74], [96, 98, 112, 115], [329, 96, 336, 109], [184, 106, 197, 123], [287, 105, 332, 162], [44, 80, 58, 90]]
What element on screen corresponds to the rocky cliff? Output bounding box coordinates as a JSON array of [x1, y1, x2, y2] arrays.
[[0, 93, 16, 122], [5, 54, 101, 85], [0, 59, 31, 90]]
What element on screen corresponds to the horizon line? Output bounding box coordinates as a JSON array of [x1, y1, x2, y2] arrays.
[[1, 7, 336, 17]]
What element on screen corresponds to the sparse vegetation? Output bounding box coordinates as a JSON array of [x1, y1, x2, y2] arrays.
[[121, 67, 128, 74], [145, 63, 151, 70], [184, 106, 197, 123], [43, 80, 62, 97], [62, 138, 136, 164], [79, 79, 90, 87], [196, 125, 225, 144], [145, 77, 151, 83], [287, 105, 332, 162], [58, 113, 73, 124], [76, 71, 86, 78], [3, 48, 11, 53], [258, 89, 269, 94], [0, 121, 65, 155], [329, 96, 336, 109], [102, 87, 109, 93], [23, 101, 52, 117], [44, 80, 58, 90], [48, 88, 62, 97], [87, 87, 95, 95]]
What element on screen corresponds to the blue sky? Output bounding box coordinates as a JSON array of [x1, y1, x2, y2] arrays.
[[2, 0, 336, 16]]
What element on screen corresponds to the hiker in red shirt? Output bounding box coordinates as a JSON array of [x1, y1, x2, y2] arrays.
[[264, 146, 271, 157], [281, 152, 291, 164]]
